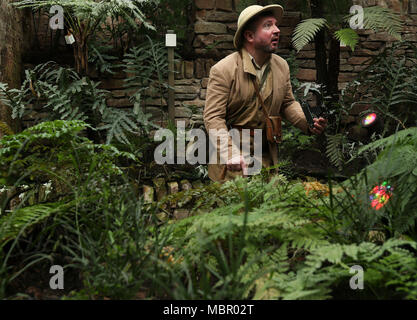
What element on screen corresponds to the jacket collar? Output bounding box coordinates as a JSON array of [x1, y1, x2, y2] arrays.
[[241, 47, 271, 78], [241, 47, 257, 77]]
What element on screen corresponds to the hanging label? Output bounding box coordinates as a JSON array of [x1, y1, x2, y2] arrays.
[[65, 34, 75, 45]]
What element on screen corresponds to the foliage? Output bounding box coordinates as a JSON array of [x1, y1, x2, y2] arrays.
[[0, 62, 154, 145], [0, 120, 138, 188], [122, 36, 170, 121], [325, 133, 346, 171], [292, 5, 403, 52], [267, 239, 417, 299], [292, 18, 328, 51], [354, 127, 417, 237], [0, 120, 169, 299], [13, 0, 157, 74], [333, 28, 359, 50], [151, 169, 417, 299], [351, 41, 417, 134]]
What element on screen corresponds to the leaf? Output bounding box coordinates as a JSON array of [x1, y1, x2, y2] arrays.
[[292, 18, 328, 52], [334, 28, 359, 51]]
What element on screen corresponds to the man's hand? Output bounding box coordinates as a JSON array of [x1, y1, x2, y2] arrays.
[[309, 117, 328, 135], [226, 155, 248, 176]]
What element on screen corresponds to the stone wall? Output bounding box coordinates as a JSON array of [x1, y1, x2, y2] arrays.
[[3, 0, 417, 130], [0, 2, 33, 136]]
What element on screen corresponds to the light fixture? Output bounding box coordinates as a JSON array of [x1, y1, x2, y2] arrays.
[[361, 112, 377, 127]]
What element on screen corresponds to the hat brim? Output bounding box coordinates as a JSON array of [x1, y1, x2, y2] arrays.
[[233, 5, 284, 50]]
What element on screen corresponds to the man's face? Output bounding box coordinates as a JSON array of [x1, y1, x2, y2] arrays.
[[248, 15, 280, 53]]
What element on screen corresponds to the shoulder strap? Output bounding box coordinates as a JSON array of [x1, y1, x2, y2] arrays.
[[252, 74, 270, 121]]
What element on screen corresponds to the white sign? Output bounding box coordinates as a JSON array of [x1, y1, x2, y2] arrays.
[[165, 33, 177, 47]]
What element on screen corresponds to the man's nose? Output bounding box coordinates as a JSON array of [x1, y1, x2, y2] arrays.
[[273, 25, 280, 34]]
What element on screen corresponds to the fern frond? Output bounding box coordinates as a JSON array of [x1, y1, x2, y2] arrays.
[[334, 28, 359, 51], [0, 201, 73, 248], [344, 6, 403, 40], [292, 18, 328, 52], [326, 134, 345, 171], [364, 6, 403, 40]]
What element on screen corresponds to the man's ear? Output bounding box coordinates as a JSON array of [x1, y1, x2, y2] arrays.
[[243, 30, 254, 44]]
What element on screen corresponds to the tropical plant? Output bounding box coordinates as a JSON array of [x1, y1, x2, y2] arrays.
[[13, 0, 158, 75], [0, 62, 155, 145], [0, 120, 148, 298], [351, 41, 417, 135], [291, 1, 403, 99], [122, 36, 171, 123]]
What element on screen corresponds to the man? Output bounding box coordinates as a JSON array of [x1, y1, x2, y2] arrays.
[[203, 4, 327, 182]]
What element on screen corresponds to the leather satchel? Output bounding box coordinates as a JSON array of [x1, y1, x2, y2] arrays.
[[252, 77, 282, 144]]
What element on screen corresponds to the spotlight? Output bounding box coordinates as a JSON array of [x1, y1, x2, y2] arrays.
[[361, 112, 377, 127]]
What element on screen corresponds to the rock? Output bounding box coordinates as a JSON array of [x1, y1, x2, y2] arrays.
[[143, 185, 154, 203], [201, 77, 209, 88], [184, 61, 194, 78], [174, 209, 190, 220], [153, 178, 167, 201], [195, 21, 228, 34], [182, 99, 206, 108], [348, 56, 371, 65], [296, 50, 316, 59], [106, 98, 133, 108], [175, 106, 193, 118], [195, 59, 206, 78], [175, 93, 198, 100], [112, 90, 126, 98], [206, 10, 238, 22], [195, 0, 215, 9], [192, 180, 204, 189], [216, 0, 233, 11], [180, 179, 193, 191], [178, 179, 193, 207], [99, 78, 126, 90], [168, 181, 179, 208], [175, 85, 199, 94], [296, 68, 316, 81], [200, 89, 207, 100], [145, 98, 167, 106]]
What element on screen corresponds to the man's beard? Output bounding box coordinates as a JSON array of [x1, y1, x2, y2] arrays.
[[255, 42, 277, 54]]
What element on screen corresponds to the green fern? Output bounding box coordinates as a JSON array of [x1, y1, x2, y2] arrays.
[[0, 201, 74, 248], [334, 28, 359, 51], [122, 36, 170, 113], [292, 18, 328, 52], [361, 6, 403, 40], [326, 134, 345, 171]]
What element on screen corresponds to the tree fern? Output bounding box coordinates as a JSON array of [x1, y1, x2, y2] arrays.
[[361, 6, 403, 40], [292, 18, 328, 52], [334, 28, 359, 51]]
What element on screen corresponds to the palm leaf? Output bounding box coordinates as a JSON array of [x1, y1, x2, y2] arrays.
[[292, 18, 328, 52]]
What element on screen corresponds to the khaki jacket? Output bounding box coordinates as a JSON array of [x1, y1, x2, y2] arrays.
[[203, 48, 309, 182]]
